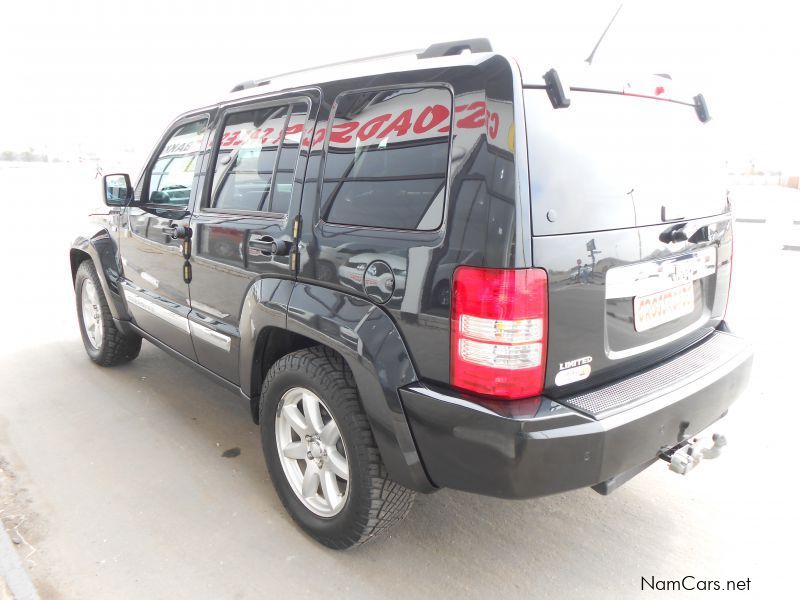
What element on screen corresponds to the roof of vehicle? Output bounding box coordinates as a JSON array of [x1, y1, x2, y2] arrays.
[[185, 38, 701, 115]]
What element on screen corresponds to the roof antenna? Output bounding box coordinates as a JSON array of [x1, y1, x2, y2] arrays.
[[585, 3, 624, 65]]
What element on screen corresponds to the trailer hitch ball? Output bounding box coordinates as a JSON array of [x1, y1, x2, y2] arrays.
[[701, 433, 727, 460]]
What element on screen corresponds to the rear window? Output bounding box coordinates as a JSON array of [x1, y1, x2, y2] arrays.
[[524, 89, 726, 236]]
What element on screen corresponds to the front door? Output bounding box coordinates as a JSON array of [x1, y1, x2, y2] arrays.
[[119, 114, 212, 359], [186, 93, 317, 383]]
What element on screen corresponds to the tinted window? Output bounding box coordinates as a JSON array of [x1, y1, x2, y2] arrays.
[[271, 106, 308, 213], [146, 119, 207, 207], [211, 102, 307, 213], [524, 89, 726, 235], [321, 87, 451, 230]]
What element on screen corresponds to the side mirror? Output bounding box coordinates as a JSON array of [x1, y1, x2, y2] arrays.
[[103, 173, 132, 206]]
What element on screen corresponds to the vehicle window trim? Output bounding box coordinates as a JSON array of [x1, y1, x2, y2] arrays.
[[200, 96, 312, 217], [199, 207, 288, 221]]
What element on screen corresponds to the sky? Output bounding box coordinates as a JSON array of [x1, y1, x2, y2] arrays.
[[1, 0, 799, 171]]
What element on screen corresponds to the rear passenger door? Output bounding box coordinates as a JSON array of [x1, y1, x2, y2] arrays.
[[187, 92, 317, 383]]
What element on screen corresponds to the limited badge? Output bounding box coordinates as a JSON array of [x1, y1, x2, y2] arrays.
[[555, 356, 592, 386]]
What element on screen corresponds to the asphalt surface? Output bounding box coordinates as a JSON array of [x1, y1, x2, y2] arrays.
[[0, 164, 798, 598]]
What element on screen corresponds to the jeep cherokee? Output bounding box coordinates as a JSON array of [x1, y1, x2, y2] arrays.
[[71, 39, 753, 549]]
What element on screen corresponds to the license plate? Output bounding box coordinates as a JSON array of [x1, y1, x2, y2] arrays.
[[634, 283, 695, 332]]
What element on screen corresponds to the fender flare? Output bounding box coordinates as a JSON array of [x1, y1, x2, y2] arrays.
[[237, 277, 294, 396], [284, 282, 434, 493], [70, 229, 129, 322]]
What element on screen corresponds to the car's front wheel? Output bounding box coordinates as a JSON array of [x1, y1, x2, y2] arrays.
[[74, 260, 142, 366], [260, 346, 415, 549]]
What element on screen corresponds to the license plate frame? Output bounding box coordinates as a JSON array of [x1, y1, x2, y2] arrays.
[[633, 282, 695, 332]]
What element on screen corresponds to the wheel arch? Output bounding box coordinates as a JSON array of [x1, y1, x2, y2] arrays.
[[284, 283, 433, 492], [70, 232, 129, 321], [246, 325, 318, 421], [238, 279, 433, 493]]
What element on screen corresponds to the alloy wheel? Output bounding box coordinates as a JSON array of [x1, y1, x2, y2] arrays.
[[81, 280, 104, 349], [275, 387, 350, 517]]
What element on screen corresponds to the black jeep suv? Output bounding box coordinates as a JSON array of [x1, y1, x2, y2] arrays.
[[71, 39, 752, 549]]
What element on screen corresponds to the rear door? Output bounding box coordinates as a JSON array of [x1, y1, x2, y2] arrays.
[[524, 88, 733, 396], [186, 92, 317, 383]]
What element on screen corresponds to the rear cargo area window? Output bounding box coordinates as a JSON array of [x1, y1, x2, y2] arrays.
[[320, 87, 452, 230], [524, 89, 726, 235]]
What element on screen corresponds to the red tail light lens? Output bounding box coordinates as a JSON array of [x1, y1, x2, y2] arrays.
[[450, 267, 548, 399]]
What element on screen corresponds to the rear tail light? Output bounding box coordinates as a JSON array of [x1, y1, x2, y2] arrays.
[[723, 232, 734, 321], [450, 267, 548, 400]]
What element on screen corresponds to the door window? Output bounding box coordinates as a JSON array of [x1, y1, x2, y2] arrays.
[[210, 102, 308, 213], [145, 119, 208, 207]]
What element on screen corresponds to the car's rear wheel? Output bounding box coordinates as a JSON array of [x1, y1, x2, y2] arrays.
[[75, 260, 142, 366], [260, 346, 415, 549]]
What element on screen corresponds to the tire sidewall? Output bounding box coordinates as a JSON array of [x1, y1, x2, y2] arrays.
[[261, 368, 372, 545]]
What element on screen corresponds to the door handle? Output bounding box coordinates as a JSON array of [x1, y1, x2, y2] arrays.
[[248, 236, 292, 256], [161, 224, 192, 239]]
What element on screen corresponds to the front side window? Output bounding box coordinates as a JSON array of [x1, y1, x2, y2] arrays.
[[210, 102, 308, 213], [146, 119, 208, 207], [321, 87, 452, 230]]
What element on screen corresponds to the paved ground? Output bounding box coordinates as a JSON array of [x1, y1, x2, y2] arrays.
[[0, 164, 798, 598]]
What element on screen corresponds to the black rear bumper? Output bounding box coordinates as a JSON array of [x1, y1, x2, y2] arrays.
[[400, 330, 753, 499]]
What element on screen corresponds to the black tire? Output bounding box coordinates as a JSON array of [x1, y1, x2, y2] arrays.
[[260, 346, 415, 549], [74, 260, 142, 366]]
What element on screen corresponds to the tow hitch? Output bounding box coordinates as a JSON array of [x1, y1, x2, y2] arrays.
[[659, 433, 727, 475]]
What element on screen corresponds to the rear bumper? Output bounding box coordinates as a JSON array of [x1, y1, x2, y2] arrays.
[[400, 330, 753, 499]]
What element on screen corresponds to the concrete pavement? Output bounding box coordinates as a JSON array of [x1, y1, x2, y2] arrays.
[[0, 164, 798, 598]]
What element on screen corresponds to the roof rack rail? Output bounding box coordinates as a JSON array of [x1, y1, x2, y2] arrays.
[[230, 80, 260, 93], [229, 39, 493, 93], [229, 48, 423, 93], [416, 38, 493, 59]]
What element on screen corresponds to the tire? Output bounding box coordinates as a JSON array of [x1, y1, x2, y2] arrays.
[[260, 346, 415, 549], [75, 260, 142, 366]]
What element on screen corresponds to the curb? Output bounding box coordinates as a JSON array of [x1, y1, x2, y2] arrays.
[[0, 524, 37, 600]]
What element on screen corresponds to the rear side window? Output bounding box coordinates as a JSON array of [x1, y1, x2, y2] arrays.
[[210, 102, 308, 213], [321, 87, 452, 230]]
